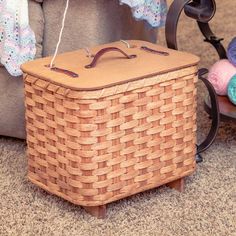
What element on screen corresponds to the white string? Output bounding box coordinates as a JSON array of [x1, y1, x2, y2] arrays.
[[120, 40, 131, 48], [50, 0, 70, 68]]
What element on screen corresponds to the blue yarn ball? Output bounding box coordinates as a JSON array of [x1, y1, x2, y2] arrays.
[[227, 37, 236, 66], [227, 75, 236, 105]]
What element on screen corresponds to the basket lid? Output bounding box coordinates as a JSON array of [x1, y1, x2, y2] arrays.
[[21, 40, 199, 90]]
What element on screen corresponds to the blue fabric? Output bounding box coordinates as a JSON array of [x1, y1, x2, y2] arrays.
[[227, 37, 236, 67], [227, 74, 236, 105]]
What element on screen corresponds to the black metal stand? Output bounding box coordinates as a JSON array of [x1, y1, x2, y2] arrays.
[[165, 0, 224, 162]]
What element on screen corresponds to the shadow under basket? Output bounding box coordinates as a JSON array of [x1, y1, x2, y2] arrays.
[[21, 40, 199, 218]]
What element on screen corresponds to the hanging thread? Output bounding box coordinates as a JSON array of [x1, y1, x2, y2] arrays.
[[50, 0, 70, 68]]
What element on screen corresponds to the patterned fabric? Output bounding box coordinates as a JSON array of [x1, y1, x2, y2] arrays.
[[120, 0, 167, 28], [0, 0, 36, 76]]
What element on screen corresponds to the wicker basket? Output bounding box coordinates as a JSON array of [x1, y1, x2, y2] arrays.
[[21, 40, 199, 218]]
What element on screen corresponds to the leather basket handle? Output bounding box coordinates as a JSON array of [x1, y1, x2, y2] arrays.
[[85, 47, 137, 69]]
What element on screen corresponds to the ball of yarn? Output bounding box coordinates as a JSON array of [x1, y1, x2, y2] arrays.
[[227, 37, 236, 66], [227, 75, 236, 105], [207, 59, 236, 95]]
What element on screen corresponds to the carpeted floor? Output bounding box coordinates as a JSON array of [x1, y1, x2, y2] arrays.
[[0, 1, 236, 235]]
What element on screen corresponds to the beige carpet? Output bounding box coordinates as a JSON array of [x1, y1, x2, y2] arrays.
[[0, 1, 236, 235]]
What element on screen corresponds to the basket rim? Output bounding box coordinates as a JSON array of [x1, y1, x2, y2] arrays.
[[24, 65, 198, 92]]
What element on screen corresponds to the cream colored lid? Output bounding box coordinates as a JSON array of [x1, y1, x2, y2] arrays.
[[21, 40, 199, 90]]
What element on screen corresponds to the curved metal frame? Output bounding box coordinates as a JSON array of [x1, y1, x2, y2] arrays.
[[197, 22, 227, 59], [165, 0, 223, 160], [197, 68, 220, 153]]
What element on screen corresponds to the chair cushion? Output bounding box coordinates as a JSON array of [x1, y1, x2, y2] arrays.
[[0, 1, 44, 139], [0, 68, 26, 139], [29, 0, 44, 59], [42, 0, 157, 56]]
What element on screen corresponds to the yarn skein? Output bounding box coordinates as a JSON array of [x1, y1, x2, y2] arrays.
[[207, 59, 236, 95], [227, 37, 236, 66], [227, 75, 236, 105]]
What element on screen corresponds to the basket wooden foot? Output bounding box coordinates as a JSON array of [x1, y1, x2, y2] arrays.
[[83, 205, 106, 218], [166, 178, 184, 192]]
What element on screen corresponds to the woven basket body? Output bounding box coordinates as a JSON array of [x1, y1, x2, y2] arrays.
[[22, 40, 199, 207]]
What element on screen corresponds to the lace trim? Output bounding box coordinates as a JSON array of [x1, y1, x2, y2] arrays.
[[120, 0, 167, 28]]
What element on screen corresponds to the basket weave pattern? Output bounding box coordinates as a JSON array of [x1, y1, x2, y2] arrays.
[[24, 66, 197, 206]]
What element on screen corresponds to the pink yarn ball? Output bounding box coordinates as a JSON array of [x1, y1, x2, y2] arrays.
[[207, 59, 236, 95]]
